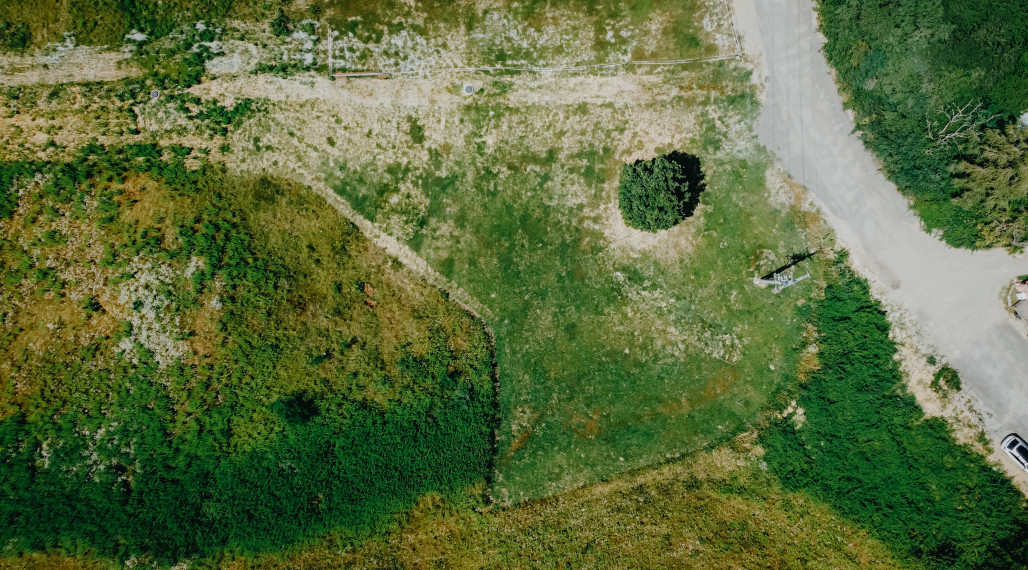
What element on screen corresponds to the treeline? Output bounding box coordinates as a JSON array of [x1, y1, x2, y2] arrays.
[[818, 0, 1028, 249], [761, 257, 1028, 568], [0, 144, 497, 561]]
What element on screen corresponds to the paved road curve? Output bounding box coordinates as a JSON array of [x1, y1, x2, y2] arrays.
[[733, 0, 1028, 449]]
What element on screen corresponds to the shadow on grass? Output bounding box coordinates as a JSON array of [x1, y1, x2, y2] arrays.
[[760, 250, 817, 281], [665, 150, 706, 219]]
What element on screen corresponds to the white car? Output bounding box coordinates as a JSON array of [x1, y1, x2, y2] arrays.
[[1001, 433, 1028, 473]]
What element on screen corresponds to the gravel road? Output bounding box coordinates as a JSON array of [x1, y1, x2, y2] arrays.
[[732, 0, 1028, 461]]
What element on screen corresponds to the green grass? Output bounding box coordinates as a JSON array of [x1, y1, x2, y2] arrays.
[[761, 259, 1028, 568], [328, 63, 818, 501]]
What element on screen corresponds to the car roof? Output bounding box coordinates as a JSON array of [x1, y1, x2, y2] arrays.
[[1002, 433, 1025, 446]]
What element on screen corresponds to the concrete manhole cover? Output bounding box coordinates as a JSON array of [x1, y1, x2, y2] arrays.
[[150, 90, 161, 99], [463, 84, 474, 95]]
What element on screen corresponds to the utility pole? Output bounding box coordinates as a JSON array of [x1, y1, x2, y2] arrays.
[[757, 270, 811, 294]]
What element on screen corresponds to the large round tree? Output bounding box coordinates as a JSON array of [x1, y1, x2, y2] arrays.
[[617, 152, 704, 232]]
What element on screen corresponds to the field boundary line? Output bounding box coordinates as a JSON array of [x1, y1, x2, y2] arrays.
[[300, 176, 496, 322], [382, 53, 743, 76]]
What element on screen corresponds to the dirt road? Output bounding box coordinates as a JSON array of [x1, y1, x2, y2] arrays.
[[733, 0, 1028, 455]]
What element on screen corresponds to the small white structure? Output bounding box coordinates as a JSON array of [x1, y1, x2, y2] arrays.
[[463, 83, 474, 95], [757, 270, 811, 294]]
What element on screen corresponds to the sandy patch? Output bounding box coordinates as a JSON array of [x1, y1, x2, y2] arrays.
[[205, 40, 260, 75], [593, 198, 703, 265], [0, 47, 137, 86]]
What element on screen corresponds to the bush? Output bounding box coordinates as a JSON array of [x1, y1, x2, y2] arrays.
[[931, 366, 962, 393], [0, 21, 31, 51], [617, 152, 704, 232], [271, 9, 291, 37]]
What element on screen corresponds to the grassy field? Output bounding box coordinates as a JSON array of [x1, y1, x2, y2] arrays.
[[227, 446, 903, 569], [1, 0, 723, 67], [311, 62, 824, 501], [4, 2, 1028, 568], [237, 445, 902, 568], [4, 0, 791, 503]]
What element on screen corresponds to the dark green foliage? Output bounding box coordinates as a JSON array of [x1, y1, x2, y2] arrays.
[[116, 0, 234, 39], [0, 162, 36, 219], [0, 21, 30, 51], [951, 124, 1028, 248], [761, 263, 1028, 568], [132, 20, 225, 89], [1, 0, 235, 46], [931, 366, 962, 393], [177, 95, 255, 135], [817, 0, 1028, 248], [0, 146, 497, 561], [408, 117, 426, 145], [271, 8, 291, 37], [617, 152, 704, 232]]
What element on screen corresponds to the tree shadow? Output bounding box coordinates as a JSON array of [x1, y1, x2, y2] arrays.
[[665, 151, 706, 218], [759, 250, 817, 280]]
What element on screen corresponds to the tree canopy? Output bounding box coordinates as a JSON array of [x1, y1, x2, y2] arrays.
[[817, 0, 1028, 248], [953, 123, 1028, 248], [617, 152, 704, 232]]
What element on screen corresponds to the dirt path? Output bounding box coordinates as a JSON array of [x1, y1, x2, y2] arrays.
[[733, 0, 1028, 477], [0, 47, 137, 85]]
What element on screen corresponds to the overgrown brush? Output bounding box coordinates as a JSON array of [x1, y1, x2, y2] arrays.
[[0, 144, 497, 561], [761, 259, 1028, 568]]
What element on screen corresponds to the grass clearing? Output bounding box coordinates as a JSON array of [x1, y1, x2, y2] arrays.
[[288, 61, 824, 501], [321, 0, 718, 71]]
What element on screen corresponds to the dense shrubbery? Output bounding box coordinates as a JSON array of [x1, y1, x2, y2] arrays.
[[761, 260, 1028, 568], [0, 21, 30, 50], [818, 0, 1028, 248], [0, 145, 497, 561], [952, 124, 1028, 247], [617, 152, 704, 231], [133, 21, 225, 89]]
